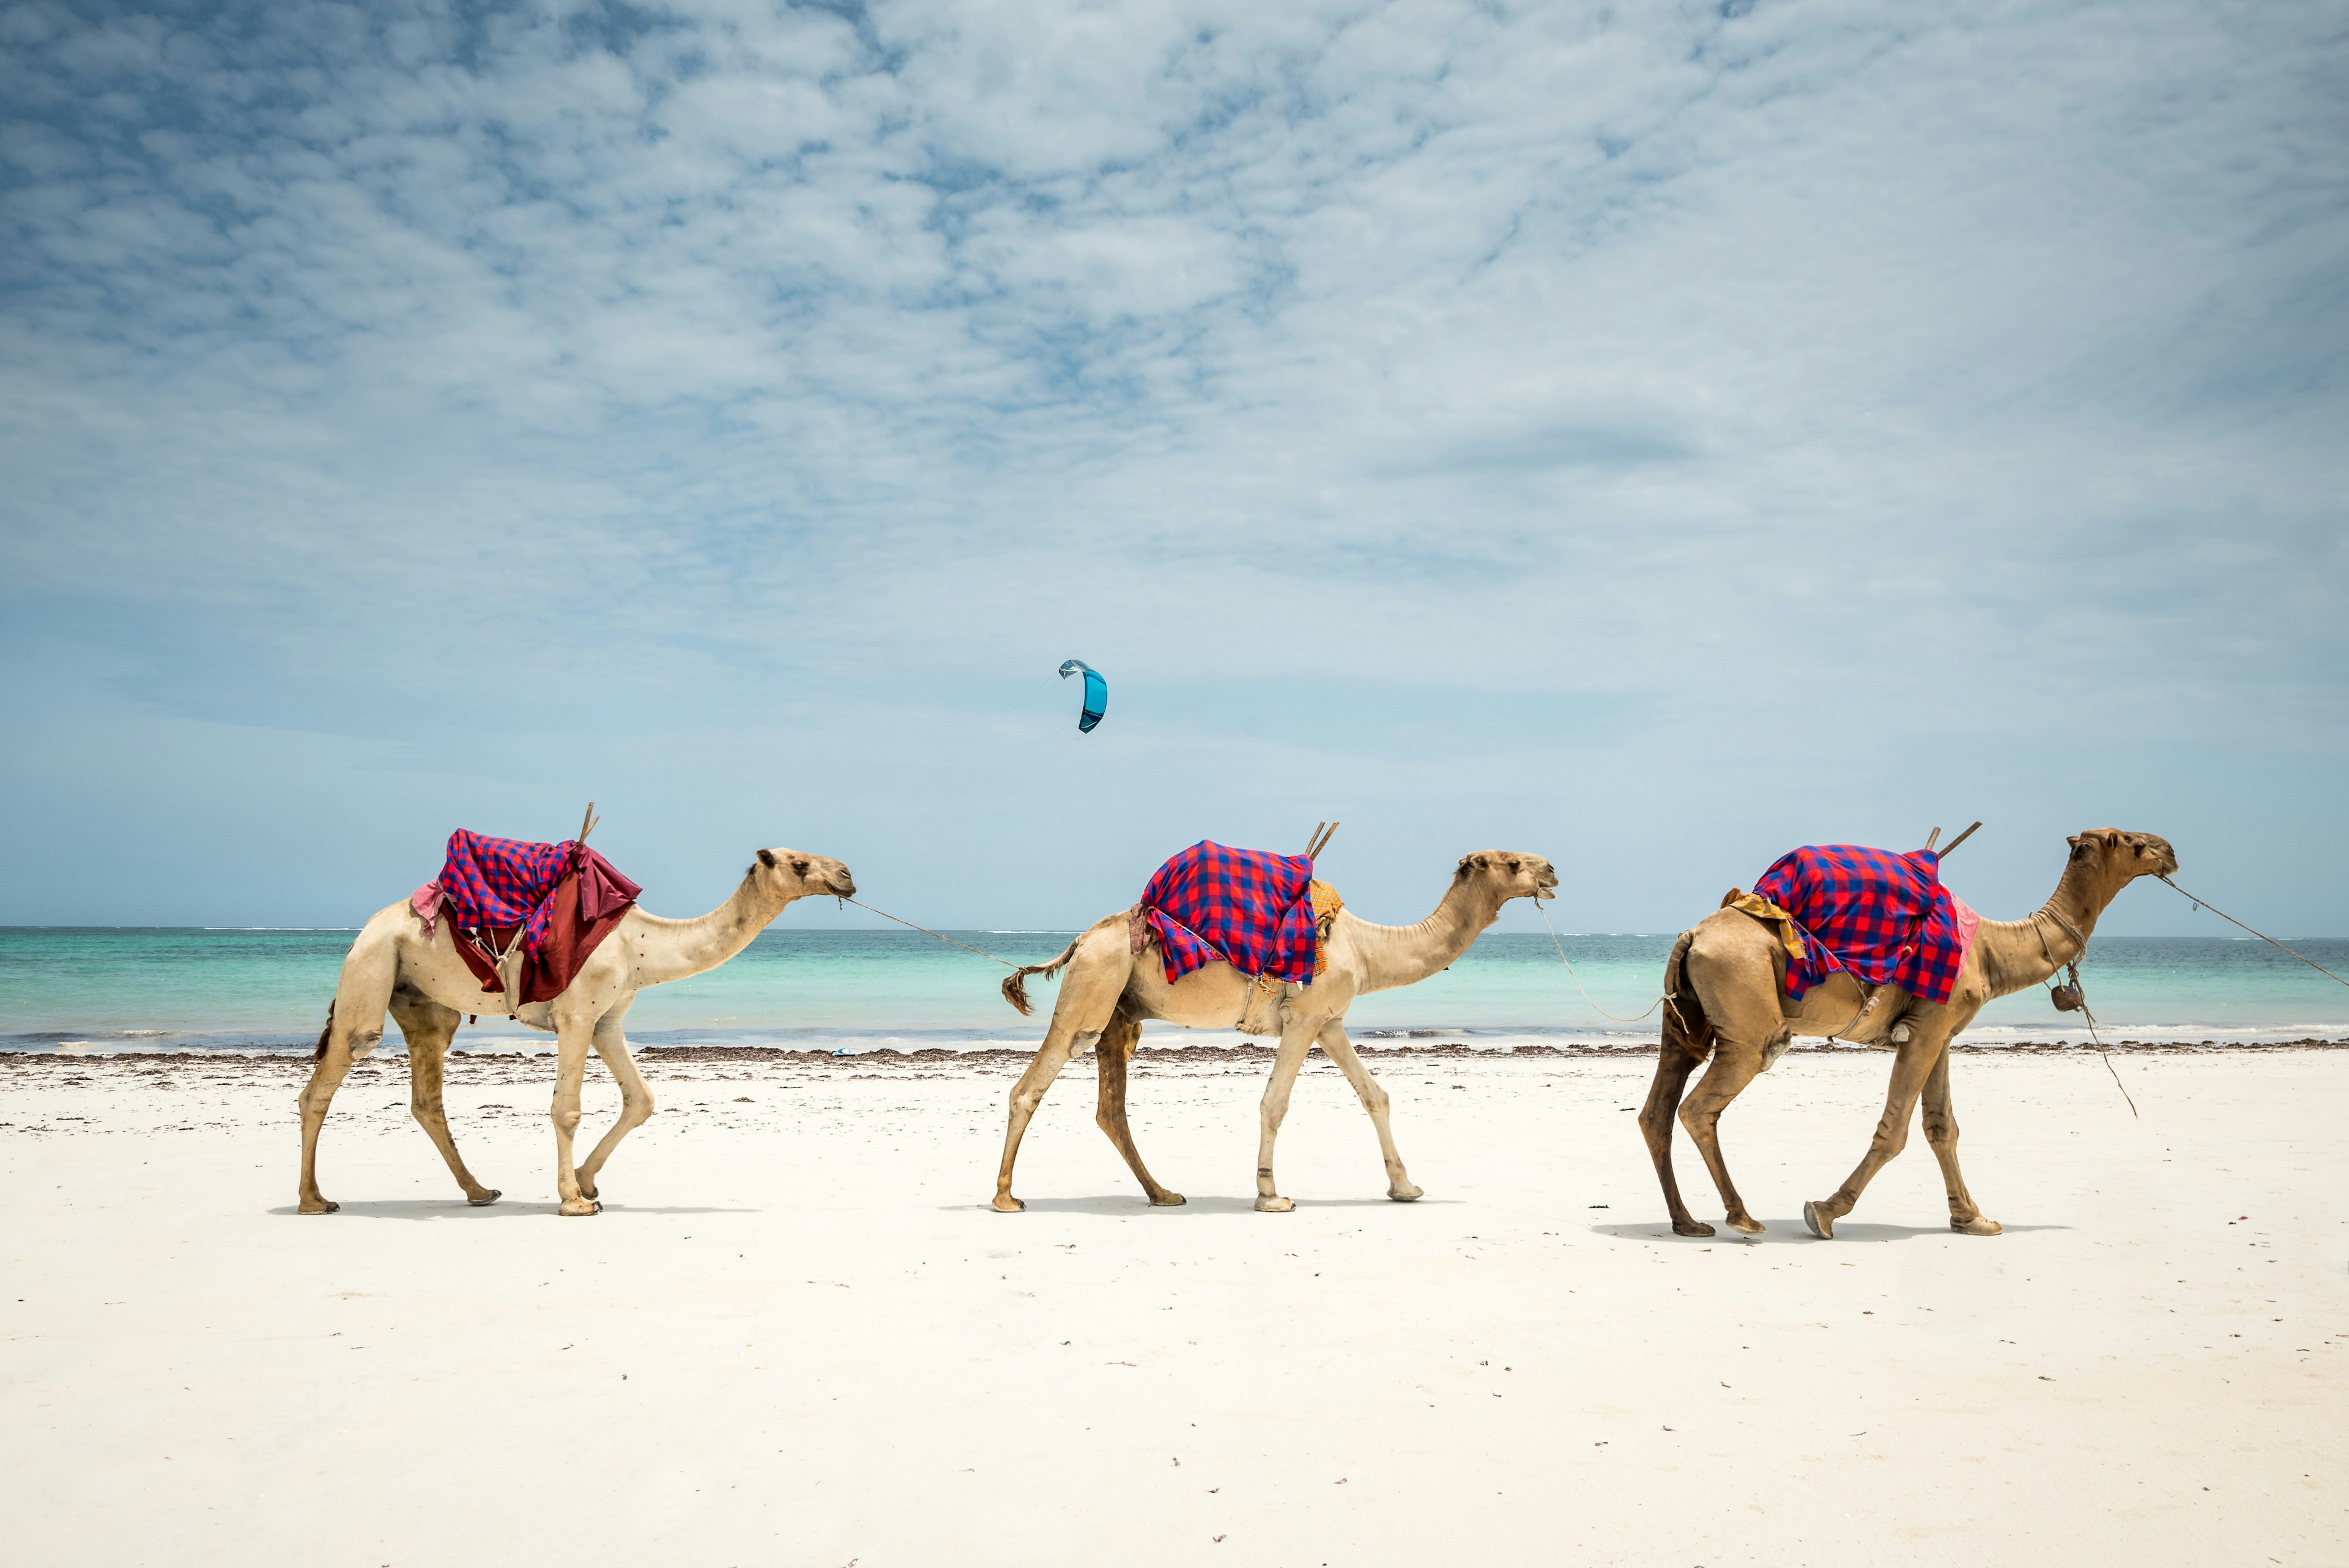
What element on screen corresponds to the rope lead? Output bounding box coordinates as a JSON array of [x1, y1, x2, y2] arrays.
[[841, 897, 1023, 969], [1534, 902, 1667, 1024], [2158, 877, 2349, 990]]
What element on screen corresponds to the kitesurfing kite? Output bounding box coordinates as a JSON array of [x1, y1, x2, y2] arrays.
[[1058, 658, 1107, 732]]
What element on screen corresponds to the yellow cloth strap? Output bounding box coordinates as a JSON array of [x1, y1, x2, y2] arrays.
[[1308, 879, 1344, 976], [1722, 888, 1805, 963]]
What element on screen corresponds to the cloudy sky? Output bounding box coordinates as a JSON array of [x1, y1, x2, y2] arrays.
[[2, 0, 2343, 935]]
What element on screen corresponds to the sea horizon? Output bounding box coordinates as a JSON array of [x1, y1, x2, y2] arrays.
[[6, 927, 2345, 1057]]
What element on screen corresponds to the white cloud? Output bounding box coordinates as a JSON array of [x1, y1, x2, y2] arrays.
[[0, 0, 2343, 927]]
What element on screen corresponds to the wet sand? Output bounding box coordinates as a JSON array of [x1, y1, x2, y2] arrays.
[[4, 1044, 2345, 1566]]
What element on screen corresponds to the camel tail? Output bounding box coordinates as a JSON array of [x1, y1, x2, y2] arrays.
[[1661, 931, 1714, 1065], [312, 1000, 336, 1061], [1001, 939, 1082, 1017]]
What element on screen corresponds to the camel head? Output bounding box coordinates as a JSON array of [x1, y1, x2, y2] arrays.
[[1453, 851, 1560, 905], [750, 847, 856, 902], [2064, 828, 2176, 904]]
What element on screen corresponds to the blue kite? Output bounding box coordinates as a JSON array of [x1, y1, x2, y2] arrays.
[[1058, 658, 1107, 732]]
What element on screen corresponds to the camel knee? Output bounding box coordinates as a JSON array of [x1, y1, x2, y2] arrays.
[[620, 1090, 655, 1126], [551, 1106, 583, 1133], [1358, 1083, 1390, 1117], [1637, 1105, 1675, 1155]]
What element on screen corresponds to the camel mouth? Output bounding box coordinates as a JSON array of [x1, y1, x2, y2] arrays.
[[828, 876, 857, 897]]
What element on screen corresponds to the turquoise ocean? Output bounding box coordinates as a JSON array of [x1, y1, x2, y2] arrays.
[[3, 928, 2344, 1055]]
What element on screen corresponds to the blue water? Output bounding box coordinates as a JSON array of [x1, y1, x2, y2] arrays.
[[2, 927, 2345, 1055]]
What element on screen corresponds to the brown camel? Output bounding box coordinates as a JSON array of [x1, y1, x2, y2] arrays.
[[298, 846, 853, 1216], [1641, 828, 2175, 1239], [989, 851, 1558, 1213]]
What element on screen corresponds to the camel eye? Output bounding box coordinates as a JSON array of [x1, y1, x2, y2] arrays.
[[791, 857, 810, 875]]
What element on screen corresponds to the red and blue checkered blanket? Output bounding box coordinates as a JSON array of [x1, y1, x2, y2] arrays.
[[428, 830, 640, 957], [1753, 844, 1969, 1006], [1141, 841, 1322, 986]]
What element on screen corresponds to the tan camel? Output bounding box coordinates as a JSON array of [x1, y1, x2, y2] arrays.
[[1641, 828, 2175, 1239], [989, 851, 1558, 1213], [297, 847, 854, 1217]]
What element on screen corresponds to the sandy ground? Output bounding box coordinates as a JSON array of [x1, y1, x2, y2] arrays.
[[3, 1044, 2345, 1567]]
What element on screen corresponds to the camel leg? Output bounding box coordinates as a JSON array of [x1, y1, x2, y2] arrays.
[[575, 1006, 653, 1203], [1252, 1025, 1316, 1213], [1638, 1033, 1712, 1237], [992, 1031, 1090, 1213], [994, 937, 1129, 1213], [1092, 1008, 1184, 1206], [296, 1038, 360, 1215], [1678, 1039, 1768, 1235], [1920, 1045, 2001, 1236], [390, 994, 500, 1206], [549, 1023, 601, 1217], [296, 942, 397, 1214], [1317, 1021, 1421, 1201], [1804, 1031, 1944, 1239]]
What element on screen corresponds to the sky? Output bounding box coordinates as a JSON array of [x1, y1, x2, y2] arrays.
[[1, 0, 2344, 937]]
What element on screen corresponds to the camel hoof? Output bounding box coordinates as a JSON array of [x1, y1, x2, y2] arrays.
[[1149, 1192, 1187, 1207], [1255, 1195, 1295, 1213], [991, 1195, 1026, 1213], [1672, 1219, 1715, 1238], [298, 1199, 340, 1215], [1951, 1215, 2003, 1236], [1387, 1185, 1423, 1202], [1727, 1214, 1766, 1235], [559, 1198, 602, 1217], [1803, 1201, 1835, 1239], [467, 1189, 501, 1207]]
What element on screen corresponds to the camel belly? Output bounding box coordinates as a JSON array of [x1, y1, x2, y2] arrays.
[[396, 928, 561, 1031], [1125, 958, 1351, 1036], [1782, 972, 1907, 1046], [1124, 960, 1261, 1031]]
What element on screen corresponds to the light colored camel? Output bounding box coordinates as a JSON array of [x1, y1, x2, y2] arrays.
[[989, 851, 1559, 1213], [297, 847, 854, 1217], [1642, 827, 2175, 1239]]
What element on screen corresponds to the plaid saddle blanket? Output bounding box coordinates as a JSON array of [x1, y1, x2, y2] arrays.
[[1137, 841, 1333, 987], [1746, 844, 1971, 1006], [417, 830, 640, 956]]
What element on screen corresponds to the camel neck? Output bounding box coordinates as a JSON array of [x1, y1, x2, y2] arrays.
[[1345, 880, 1506, 995], [1973, 858, 2106, 1000], [628, 875, 792, 987]]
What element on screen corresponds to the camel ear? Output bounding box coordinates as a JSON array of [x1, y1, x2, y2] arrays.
[[757, 849, 777, 869]]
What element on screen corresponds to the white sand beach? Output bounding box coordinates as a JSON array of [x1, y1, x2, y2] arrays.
[[4, 1044, 2344, 1566]]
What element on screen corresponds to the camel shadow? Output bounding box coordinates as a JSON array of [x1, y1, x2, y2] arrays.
[[268, 1201, 755, 1220], [951, 1194, 1464, 1216], [1586, 1219, 2074, 1246]]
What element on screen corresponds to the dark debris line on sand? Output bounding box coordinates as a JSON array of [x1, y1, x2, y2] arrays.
[[3, 1038, 2347, 1077]]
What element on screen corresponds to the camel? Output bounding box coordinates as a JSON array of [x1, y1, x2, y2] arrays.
[[1641, 827, 2175, 1239], [297, 846, 854, 1217], [989, 851, 1559, 1213]]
